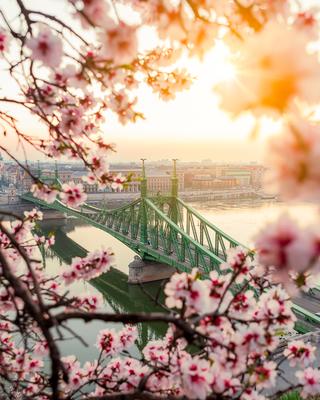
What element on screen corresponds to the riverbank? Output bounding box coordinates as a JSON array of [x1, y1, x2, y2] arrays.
[[0, 188, 277, 216]]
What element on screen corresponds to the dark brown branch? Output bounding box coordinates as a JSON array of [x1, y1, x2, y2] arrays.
[[54, 311, 196, 342], [0, 249, 66, 399], [29, 10, 89, 46]]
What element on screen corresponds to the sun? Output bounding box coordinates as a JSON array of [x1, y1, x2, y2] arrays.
[[214, 61, 236, 83], [207, 41, 237, 85]]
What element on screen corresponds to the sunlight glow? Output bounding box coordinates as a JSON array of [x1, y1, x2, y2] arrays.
[[259, 117, 283, 139], [206, 41, 237, 85]]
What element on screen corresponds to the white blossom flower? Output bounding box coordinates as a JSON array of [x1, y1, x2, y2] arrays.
[[26, 27, 63, 68]]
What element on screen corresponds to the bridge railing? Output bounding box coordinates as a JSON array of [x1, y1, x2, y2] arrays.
[[145, 198, 224, 273], [176, 198, 242, 260], [21, 190, 320, 332], [291, 304, 320, 333]]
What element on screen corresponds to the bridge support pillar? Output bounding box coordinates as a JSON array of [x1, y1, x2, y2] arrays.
[[128, 256, 176, 284]]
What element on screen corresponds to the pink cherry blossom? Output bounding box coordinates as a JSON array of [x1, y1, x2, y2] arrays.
[[0, 287, 18, 313], [85, 152, 110, 180], [181, 356, 213, 400], [284, 340, 316, 367], [61, 248, 114, 284], [296, 367, 320, 398], [256, 287, 296, 331], [164, 271, 189, 309], [34, 341, 49, 356], [59, 107, 85, 136], [212, 370, 240, 396], [266, 117, 320, 201], [63, 64, 88, 88], [26, 27, 63, 68], [27, 358, 43, 371], [241, 388, 266, 400], [147, 69, 192, 101], [236, 323, 278, 354], [208, 271, 230, 300], [24, 209, 43, 221], [255, 214, 318, 287], [107, 90, 138, 124], [118, 325, 138, 350], [60, 182, 87, 208], [229, 290, 256, 317], [143, 339, 170, 365], [187, 20, 217, 59], [2, 2, 320, 399], [164, 269, 210, 315], [98, 22, 138, 65], [111, 174, 126, 191], [69, 293, 103, 312], [250, 361, 277, 389], [78, 0, 112, 28], [294, 11, 318, 38], [156, 6, 186, 42], [0, 29, 10, 52], [221, 246, 255, 284], [96, 328, 119, 356], [31, 183, 59, 204], [217, 20, 320, 115]]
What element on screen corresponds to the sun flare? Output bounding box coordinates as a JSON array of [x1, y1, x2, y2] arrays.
[[209, 41, 237, 84]]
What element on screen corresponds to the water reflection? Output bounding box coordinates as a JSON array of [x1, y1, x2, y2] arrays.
[[41, 220, 168, 352]]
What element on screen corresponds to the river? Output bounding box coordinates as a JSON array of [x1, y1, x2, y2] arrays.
[[42, 198, 320, 363]]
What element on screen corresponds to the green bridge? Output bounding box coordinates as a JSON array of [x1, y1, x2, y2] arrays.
[[20, 160, 320, 334]]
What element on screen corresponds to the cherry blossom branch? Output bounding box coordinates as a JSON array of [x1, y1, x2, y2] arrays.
[[54, 311, 196, 341]]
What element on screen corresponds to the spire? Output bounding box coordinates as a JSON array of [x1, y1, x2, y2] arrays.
[[140, 158, 147, 197], [141, 158, 146, 179], [171, 158, 179, 198]]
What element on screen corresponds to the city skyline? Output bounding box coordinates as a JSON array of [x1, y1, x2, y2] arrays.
[[0, 154, 266, 165]]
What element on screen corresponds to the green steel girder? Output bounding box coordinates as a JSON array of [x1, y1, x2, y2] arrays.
[[176, 198, 241, 261], [20, 190, 320, 332], [20, 192, 224, 273]]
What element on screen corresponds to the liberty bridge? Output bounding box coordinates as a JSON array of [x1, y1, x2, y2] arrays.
[[20, 159, 320, 334]]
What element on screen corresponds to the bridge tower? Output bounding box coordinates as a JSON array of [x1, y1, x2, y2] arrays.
[[171, 158, 178, 198], [170, 159, 179, 225], [140, 158, 148, 244], [140, 158, 147, 198]]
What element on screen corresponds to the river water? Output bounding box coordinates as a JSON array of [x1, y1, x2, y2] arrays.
[[42, 198, 320, 362]]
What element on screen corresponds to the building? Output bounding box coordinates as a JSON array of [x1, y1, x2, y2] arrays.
[[222, 170, 252, 187], [183, 163, 265, 190], [71, 170, 99, 193], [147, 170, 184, 194], [7, 184, 18, 204], [110, 167, 184, 194], [191, 174, 237, 190]]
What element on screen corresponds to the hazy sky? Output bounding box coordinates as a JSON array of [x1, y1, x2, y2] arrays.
[[0, 0, 294, 163]]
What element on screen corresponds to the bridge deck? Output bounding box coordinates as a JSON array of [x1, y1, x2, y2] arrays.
[[21, 190, 320, 333]]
